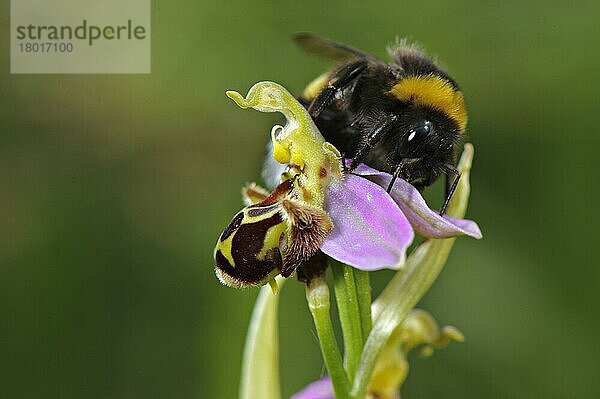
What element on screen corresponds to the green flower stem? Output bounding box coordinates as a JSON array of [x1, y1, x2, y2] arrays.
[[306, 275, 350, 399], [353, 269, 373, 340], [350, 144, 475, 398], [331, 261, 364, 381]]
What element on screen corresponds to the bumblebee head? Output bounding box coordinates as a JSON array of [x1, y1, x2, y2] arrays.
[[391, 104, 461, 160], [385, 74, 467, 161]]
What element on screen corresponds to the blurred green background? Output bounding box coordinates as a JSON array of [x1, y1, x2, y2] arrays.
[[2, 1, 599, 398]]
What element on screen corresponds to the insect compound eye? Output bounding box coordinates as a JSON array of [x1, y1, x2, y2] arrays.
[[407, 120, 433, 142]]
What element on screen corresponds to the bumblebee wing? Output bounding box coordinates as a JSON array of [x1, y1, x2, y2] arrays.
[[293, 33, 374, 62]]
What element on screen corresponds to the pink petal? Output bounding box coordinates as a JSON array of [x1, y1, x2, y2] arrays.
[[352, 163, 482, 239], [321, 175, 414, 271]]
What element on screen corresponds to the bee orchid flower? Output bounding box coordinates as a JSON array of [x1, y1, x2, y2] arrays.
[[214, 81, 480, 289]]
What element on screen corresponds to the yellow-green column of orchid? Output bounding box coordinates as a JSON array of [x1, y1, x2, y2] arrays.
[[226, 82, 342, 208], [227, 82, 350, 399]]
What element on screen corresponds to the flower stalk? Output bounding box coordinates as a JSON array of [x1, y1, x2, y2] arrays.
[[331, 261, 364, 381], [353, 269, 373, 340]]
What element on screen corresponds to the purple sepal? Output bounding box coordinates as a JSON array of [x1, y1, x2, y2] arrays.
[[321, 175, 414, 271], [352, 163, 482, 239]]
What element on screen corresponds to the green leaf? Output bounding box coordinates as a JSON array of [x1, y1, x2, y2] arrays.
[[351, 144, 476, 398], [240, 277, 284, 399]]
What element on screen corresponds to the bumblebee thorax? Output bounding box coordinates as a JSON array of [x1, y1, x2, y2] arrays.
[[388, 75, 467, 133]]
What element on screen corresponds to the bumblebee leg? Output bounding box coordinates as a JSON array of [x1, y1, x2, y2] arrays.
[[439, 167, 460, 215], [349, 116, 398, 170], [337, 152, 350, 173], [308, 60, 368, 118], [387, 163, 404, 192], [386, 157, 421, 192]]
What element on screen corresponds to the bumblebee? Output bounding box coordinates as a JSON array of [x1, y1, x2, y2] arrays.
[[294, 33, 468, 214]]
